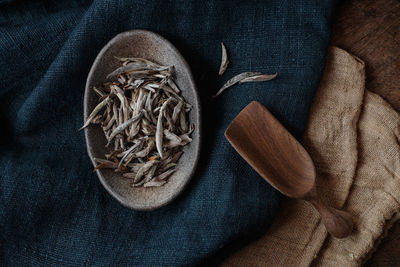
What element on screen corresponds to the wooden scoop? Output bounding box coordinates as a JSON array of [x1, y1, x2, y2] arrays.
[[225, 101, 353, 238]]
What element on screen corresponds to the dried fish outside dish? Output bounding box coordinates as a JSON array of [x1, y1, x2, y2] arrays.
[[213, 72, 278, 98], [214, 42, 278, 98], [218, 42, 229, 76]]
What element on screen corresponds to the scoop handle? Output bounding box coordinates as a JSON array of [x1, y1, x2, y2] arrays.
[[308, 196, 353, 238]]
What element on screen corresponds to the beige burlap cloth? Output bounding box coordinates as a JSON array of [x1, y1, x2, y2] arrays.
[[223, 46, 400, 266]]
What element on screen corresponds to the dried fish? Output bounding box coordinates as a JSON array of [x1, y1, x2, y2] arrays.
[[167, 79, 180, 93], [82, 56, 193, 188], [132, 179, 146, 187], [163, 129, 181, 143], [142, 109, 151, 122], [133, 139, 155, 158], [107, 112, 143, 144], [102, 104, 112, 125], [114, 137, 119, 151], [163, 108, 174, 131], [120, 74, 128, 83], [187, 123, 195, 135], [218, 42, 229, 75], [118, 106, 123, 125], [171, 151, 183, 163], [93, 86, 105, 97], [80, 97, 111, 130], [93, 158, 118, 170], [180, 111, 188, 133], [145, 91, 153, 111], [239, 73, 278, 83], [156, 168, 176, 181], [135, 89, 144, 114], [153, 106, 161, 113], [143, 84, 156, 93], [107, 62, 170, 79], [128, 121, 141, 139], [103, 115, 116, 131], [105, 150, 121, 160], [118, 141, 142, 168], [127, 70, 159, 79], [144, 165, 158, 182], [159, 149, 171, 160], [160, 85, 183, 101], [165, 135, 192, 148], [128, 162, 146, 172], [212, 72, 277, 98], [180, 134, 192, 143], [134, 160, 159, 183], [111, 85, 129, 121], [162, 163, 177, 172], [156, 98, 171, 158], [171, 101, 183, 123], [185, 102, 193, 110], [132, 79, 144, 88], [119, 136, 125, 149], [91, 114, 103, 124]]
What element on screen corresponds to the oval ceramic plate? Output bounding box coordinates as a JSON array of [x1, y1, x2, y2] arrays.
[[84, 30, 201, 210]]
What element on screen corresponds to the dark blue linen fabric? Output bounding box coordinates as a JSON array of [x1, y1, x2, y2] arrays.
[[0, 1, 335, 265]]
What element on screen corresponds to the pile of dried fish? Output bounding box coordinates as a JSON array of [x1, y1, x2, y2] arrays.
[[81, 57, 194, 188], [214, 42, 278, 98]]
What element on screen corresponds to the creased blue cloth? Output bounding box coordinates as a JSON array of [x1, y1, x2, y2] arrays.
[[0, 0, 335, 265]]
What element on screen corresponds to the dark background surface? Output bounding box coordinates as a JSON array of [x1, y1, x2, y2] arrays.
[[331, 0, 400, 265], [0, 0, 335, 265]]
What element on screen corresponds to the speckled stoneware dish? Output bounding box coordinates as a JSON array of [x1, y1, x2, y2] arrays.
[[84, 30, 201, 210]]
